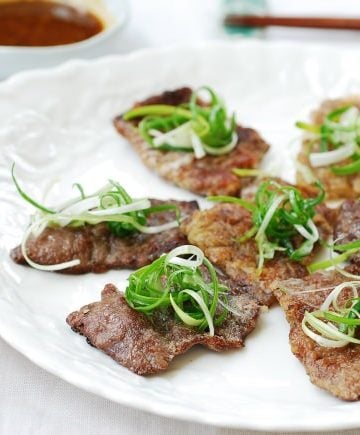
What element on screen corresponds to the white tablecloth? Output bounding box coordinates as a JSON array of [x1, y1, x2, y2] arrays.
[[1, 1, 360, 433]]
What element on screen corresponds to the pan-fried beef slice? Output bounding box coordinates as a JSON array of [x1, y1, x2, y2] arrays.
[[334, 199, 360, 265], [67, 282, 260, 375], [297, 97, 360, 199], [11, 199, 198, 274], [181, 202, 333, 306], [273, 272, 360, 401], [113, 87, 270, 196]]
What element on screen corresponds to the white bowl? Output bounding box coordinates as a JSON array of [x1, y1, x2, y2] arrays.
[[0, 0, 128, 78]]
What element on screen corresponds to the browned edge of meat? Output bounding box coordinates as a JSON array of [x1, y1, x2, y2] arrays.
[[67, 281, 260, 376], [273, 271, 360, 401], [11, 199, 198, 274], [297, 97, 360, 200], [113, 87, 270, 197], [333, 199, 360, 265], [181, 193, 334, 307]]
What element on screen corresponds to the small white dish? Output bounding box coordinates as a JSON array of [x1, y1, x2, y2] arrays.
[[0, 0, 127, 78]]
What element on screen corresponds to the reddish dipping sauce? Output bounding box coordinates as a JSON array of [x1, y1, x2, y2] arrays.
[[0, 1, 104, 46]]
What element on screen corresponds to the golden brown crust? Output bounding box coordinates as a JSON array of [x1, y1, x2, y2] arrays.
[[181, 201, 333, 306], [274, 272, 360, 401], [297, 97, 360, 199], [114, 88, 270, 197]]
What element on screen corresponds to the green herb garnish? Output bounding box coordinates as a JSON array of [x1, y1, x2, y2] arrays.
[[308, 238, 360, 275], [302, 281, 360, 347], [125, 245, 229, 334], [12, 164, 180, 271], [123, 86, 238, 158], [296, 105, 360, 173], [210, 180, 324, 271]]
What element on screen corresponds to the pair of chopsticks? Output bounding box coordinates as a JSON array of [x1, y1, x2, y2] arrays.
[[224, 15, 360, 31]]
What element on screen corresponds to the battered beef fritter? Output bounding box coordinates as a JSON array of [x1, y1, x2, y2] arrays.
[[181, 202, 333, 306], [113, 87, 270, 197], [67, 281, 260, 375], [297, 97, 360, 199], [11, 199, 198, 273], [273, 272, 360, 401]]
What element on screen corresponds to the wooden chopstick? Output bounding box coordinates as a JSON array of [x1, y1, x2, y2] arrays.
[[224, 15, 360, 30]]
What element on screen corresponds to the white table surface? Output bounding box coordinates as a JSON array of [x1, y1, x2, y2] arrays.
[[1, 1, 360, 434]]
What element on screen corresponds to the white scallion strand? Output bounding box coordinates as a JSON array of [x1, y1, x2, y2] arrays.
[[55, 196, 102, 227], [334, 266, 360, 280], [21, 213, 180, 272], [203, 284, 243, 317], [329, 241, 360, 280], [190, 132, 206, 159], [132, 220, 179, 234], [170, 289, 215, 336], [302, 313, 350, 348], [54, 182, 113, 213], [294, 219, 319, 244], [37, 212, 179, 235], [202, 132, 238, 156], [169, 293, 202, 327], [255, 195, 285, 242], [166, 245, 215, 335], [165, 245, 204, 268], [21, 221, 81, 271], [19, 179, 180, 271], [320, 281, 359, 312], [124, 244, 226, 336], [309, 142, 356, 167], [151, 122, 194, 149], [308, 105, 360, 168], [302, 281, 360, 348], [182, 289, 214, 336], [255, 194, 285, 270], [149, 123, 237, 159], [87, 199, 151, 217]]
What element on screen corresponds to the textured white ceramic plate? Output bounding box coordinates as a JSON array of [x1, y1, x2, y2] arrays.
[[0, 41, 359, 431]]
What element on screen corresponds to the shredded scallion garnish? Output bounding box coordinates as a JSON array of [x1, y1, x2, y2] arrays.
[[302, 281, 360, 348], [296, 105, 360, 174], [124, 245, 229, 335], [12, 164, 181, 271], [308, 238, 360, 280], [210, 180, 324, 272], [123, 86, 238, 158]]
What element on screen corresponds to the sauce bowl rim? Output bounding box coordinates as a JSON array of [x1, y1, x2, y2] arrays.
[[0, 0, 128, 52]]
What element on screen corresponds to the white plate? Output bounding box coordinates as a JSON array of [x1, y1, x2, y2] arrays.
[[0, 41, 359, 432]]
